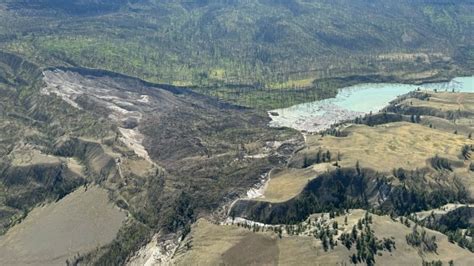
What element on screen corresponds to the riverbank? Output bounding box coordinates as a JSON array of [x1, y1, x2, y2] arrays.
[[193, 63, 473, 110]]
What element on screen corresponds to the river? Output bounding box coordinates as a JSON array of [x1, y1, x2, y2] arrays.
[[269, 76, 474, 132]]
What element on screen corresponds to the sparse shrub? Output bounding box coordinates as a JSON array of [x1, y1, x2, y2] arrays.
[[392, 168, 407, 181], [430, 155, 452, 171], [461, 145, 472, 160], [341, 215, 395, 265], [406, 225, 437, 253], [422, 260, 443, 266]]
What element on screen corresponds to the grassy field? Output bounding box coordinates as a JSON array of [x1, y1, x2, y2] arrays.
[[370, 213, 474, 265], [172, 218, 348, 266], [276, 91, 474, 201], [0, 186, 126, 265], [303, 122, 473, 172], [173, 210, 474, 265], [256, 163, 334, 203], [266, 119, 473, 205], [401, 92, 474, 113]]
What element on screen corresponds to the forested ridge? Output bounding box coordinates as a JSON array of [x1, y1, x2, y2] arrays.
[[0, 0, 473, 108]]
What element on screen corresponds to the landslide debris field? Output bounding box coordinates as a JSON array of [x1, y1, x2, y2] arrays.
[[176, 90, 474, 265], [0, 52, 301, 264]]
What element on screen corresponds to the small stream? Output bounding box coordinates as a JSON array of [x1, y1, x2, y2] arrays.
[[269, 76, 474, 132]]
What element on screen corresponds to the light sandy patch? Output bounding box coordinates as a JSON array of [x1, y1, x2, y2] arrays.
[[137, 95, 150, 103], [377, 52, 443, 62], [244, 153, 267, 159], [245, 173, 268, 199], [10, 147, 61, 166], [119, 127, 152, 163], [108, 104, 131, 115], [127, 233, 180, 266], [66, 157, 84, 176]]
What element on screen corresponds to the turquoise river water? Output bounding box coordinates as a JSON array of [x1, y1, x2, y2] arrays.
[[269, 76, 474, 132]]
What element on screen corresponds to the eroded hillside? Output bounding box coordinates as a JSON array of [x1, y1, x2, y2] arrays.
[[0, 52, 302, 264]]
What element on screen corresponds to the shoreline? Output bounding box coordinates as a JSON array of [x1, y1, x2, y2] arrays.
[[268, 74, 474, 133]]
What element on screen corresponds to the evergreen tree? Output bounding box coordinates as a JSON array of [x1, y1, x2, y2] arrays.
[[351, 254, 358, 264]]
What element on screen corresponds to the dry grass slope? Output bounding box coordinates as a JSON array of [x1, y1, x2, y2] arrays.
[[256, 163, 334, 203], [174, 210, 474, 266], [304, 122, 473, 172], [0, 186, 126, 265]]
